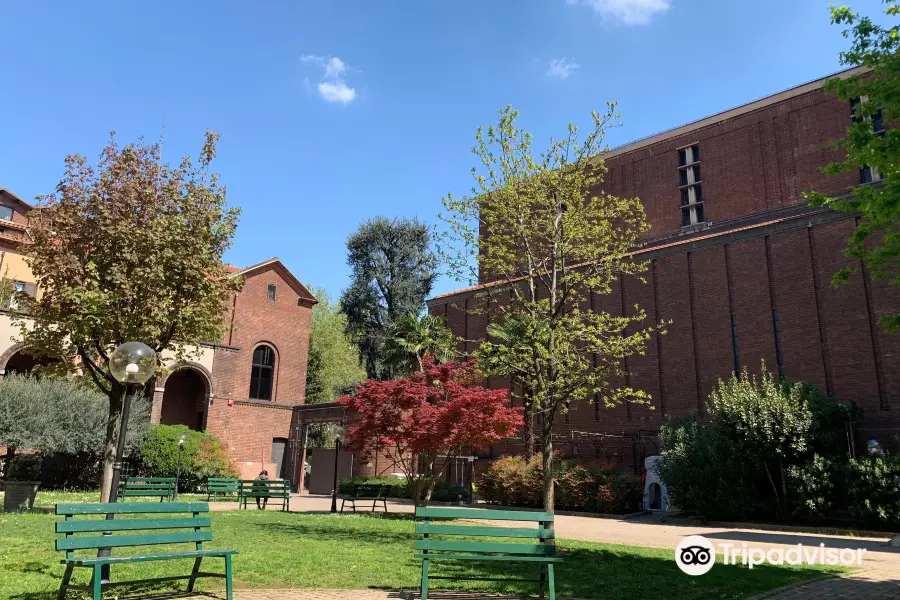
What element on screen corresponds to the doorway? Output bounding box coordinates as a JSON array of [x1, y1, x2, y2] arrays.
[[271, 438, 288, 479]]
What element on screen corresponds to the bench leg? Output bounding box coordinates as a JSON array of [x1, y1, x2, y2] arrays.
[[420, 557, 429, 600], [186, 556, 203, 592], [57, 564, 74, 600], [340, 498, 346, 513], [547, 563, 556, 600], [91, 564, 102, 600], [225, 554, 234, 600], [539, 563, 546, 598], [382, 498, 388, 513]]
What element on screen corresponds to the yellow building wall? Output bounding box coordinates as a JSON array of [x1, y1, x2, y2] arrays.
[[0, 250, 34, 283]]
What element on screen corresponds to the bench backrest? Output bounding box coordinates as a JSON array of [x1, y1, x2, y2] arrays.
[[355, 484, 386, 497], [55, 502, 211, 561], [207, 477, 240, 492], [240, 479, 290, 496], [414, 506, 556, 558], [119, 477, 176, 498]]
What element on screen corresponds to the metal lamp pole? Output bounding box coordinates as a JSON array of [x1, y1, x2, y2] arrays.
[[174, 434, 187, 501], [330, 422, 344, 514], [98, 341, 157, 583]]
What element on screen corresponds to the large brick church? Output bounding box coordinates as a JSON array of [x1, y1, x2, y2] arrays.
[[429, 65, 900, 470], [0, 186, 316, 480]]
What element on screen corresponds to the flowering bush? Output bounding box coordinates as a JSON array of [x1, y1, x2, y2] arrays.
[[477, 455, 641, 514]]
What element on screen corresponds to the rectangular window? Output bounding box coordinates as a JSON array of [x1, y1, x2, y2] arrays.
[[0, 206, 14, 221], [267, 284, 276, 301], [678, 144, 704, 226], [852, 96, 886, 184]]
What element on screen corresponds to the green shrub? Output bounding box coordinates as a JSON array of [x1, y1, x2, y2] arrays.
[[845, 455, 900, 528], [787, 454, 842, 522], [476, 455, 542, 508], [659, 416, 768, 520], [477, 455, 639, 514], [6, 454, 42, 481], [659, 364, 857, 522], [338, 475, 468, 502], [136, 425, 237, 492]]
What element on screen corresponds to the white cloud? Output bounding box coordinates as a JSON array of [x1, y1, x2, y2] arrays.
[[547, 57, 580, 78], [567, 0, 671, 25], [318, 81, 356, 104], [300, 55, 358, 105]]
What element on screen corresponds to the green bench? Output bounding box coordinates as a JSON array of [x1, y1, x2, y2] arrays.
[[340, 483, 388, 513], [240, 479, 290, 511], [414, 506, 561, 600], [206, 477, 241, 501], [55, 502, 238, 600], [118, 477, 175, 502]]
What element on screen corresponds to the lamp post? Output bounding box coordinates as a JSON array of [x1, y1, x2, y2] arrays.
[[174, 433, 187, 501], [100, 341, 156, 581], [330, 422, 344, 514]]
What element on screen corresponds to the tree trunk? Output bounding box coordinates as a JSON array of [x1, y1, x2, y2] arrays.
[[541, 420, 554, 512], [523, 406, 536, 458], [100, 383, 125, 502]]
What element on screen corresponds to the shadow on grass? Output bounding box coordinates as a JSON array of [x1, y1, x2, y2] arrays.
[[401, 546, 838, 600], [702, 530, 900, 556], [10, 586, 221, 600]]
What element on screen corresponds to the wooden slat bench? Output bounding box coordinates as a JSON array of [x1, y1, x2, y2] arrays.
[[206, 477, 241, 501], [55, 502, 238, 600], [240, 479, 290, 511], [340, 483, 388, 513], [414, 506, 561, 600], [118, 477, 175, 502]]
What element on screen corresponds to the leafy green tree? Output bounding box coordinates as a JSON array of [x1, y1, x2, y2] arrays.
[[807, 1, 900, 332], [19, 132, 241, 500], [440, 105, 664, 511], [384, 313, 458, 375], [0, 374, 149, 479], [340, 217, 437, 380], [305, 285, 366, 404]]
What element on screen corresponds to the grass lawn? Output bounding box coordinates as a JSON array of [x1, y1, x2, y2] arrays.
[[0, 502, 843, 600]]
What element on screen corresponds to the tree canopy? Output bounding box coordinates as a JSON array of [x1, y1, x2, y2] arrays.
[[807, 1, 900, 333], [20, 131, 241, 499], [338, 358, 521, 505], [439, 105, 663, 510], [304, 285, 366, 404], [340, 217, 438, 380]]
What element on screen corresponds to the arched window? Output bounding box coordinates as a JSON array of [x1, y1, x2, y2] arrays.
[[249, 345, 275, 400]]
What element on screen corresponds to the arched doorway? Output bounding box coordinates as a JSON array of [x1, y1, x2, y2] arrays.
[[161, 368, 209, 431], [4, 347, 59, 376]]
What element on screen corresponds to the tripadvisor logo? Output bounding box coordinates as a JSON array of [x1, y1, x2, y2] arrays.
[[675, 535, 716, 576], [675, 534, 868, 575]]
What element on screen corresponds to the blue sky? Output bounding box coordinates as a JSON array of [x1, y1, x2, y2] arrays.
[[0, 0, 887, 301]]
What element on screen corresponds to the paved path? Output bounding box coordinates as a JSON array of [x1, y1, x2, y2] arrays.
[[212, 494, 900, 599]]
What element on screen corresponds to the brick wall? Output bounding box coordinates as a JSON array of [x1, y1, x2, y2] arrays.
[[215, 263, 313, 405], [432, 214, 900, 462], [430, 75, 900, 464], [205, 399, 293, 467]]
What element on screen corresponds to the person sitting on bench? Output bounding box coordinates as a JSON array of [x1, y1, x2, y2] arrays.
[[255, 470, 269, 509]]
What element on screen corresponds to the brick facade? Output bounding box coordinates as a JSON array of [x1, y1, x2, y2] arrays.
[[429, 67, 900, 471], [155, 258, 317, 474]]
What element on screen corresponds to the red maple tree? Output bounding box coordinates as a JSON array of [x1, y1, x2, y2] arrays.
[[337, 357, 522, 505]]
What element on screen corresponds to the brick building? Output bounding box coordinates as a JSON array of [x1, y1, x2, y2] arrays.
[[0, 189, 317, 480], [428, 66, 900, 470]]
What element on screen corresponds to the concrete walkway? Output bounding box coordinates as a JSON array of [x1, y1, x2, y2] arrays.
[[212, 494, 900, 599]]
